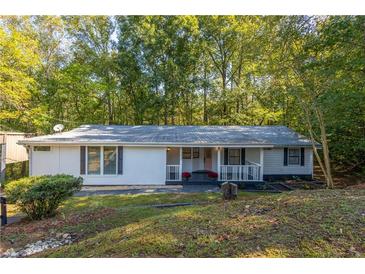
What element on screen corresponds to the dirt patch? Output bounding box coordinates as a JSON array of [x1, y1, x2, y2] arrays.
[[0, 207, 117, 250], [333, 174, 364, 188], [313, 163, 365, 189], [2, 207, 116, 235], [346, 183, 365, 190]]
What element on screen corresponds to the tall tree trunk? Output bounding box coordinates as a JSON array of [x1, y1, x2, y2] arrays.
[[164, 98, 168, 125], [222, 69, 227, 123], [315, 108, 334, 188], [302, 102, 334, 188], [107, 92, 113, 125], [203, 68, 208, 123]]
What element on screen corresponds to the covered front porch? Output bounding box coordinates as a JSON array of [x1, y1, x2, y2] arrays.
[[166, 147, 264, 184]]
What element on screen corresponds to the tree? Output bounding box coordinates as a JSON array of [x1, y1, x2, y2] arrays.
[[1, 15, 364, 180], [63, 16, 118, 125], [0, 16, 42, 132]]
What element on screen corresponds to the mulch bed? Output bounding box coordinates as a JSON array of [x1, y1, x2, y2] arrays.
[[0, 207, 117, 252]]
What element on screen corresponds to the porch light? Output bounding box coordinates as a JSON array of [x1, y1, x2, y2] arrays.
[[167, 147, 171, 151]]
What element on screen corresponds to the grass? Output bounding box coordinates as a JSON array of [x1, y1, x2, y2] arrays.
[[1, 189, 364, 258]]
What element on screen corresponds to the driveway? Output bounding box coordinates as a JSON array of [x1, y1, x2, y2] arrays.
[[75, 185, 220, 197]]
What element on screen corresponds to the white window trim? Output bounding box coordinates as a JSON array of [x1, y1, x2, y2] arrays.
[[288, 148, 301, 166], [85, 146, 119, 176]]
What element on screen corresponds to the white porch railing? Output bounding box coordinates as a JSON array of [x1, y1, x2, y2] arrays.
[[166, 165, 181, 181], [220, 164, 261, 181]]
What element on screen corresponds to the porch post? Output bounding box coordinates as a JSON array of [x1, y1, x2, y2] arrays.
[[217, 147, 221, 181], [179, 147, 182, 181], [260, 148, 264, 181]]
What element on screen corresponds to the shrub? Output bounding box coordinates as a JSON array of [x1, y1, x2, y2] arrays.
[[5, 175, 83, 220]]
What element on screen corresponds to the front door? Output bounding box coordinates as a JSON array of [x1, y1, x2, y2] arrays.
[[204, 148, 212, 170]]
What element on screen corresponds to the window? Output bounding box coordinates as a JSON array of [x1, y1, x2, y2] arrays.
[[34, 146, 50, 151], [183, 148, 191, 159], [193, 148, 199, 158], [88, 146, 101, 175], [228, 149, 240, 165], [104, 147, 117, 174], [288, 148, 300, 165], [82, 146, 121, 175]]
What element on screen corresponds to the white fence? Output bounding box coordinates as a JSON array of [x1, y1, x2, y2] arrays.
[[220, 164, 261, 181], [166, 165, 181, 181]]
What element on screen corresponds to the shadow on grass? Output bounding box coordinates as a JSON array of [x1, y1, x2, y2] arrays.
[[4, 190, 364, 258]]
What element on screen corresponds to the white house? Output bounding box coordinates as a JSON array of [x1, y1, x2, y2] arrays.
[[18, 125, 315, 185]]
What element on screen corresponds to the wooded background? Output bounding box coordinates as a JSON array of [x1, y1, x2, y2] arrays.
[[0, 16, 364, 175]]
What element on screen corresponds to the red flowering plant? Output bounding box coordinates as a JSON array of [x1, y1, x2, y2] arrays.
[[207, 171, 218, 179], [182, 172, 191, 179]]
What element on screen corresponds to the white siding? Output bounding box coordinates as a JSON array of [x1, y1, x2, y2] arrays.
[[31, 146, 79, 176], [0, 144, 6, 181], [1, 133, 28, 163], [192, 148, 204, 171], [211, 147, 218, 172], [59, 146, 80, 176], [263, 148, 313, 175], [31, 146, 60, 175], [30, 144, 314, 184], [31, 145, 167, 185], [182, 158, 193, 173]]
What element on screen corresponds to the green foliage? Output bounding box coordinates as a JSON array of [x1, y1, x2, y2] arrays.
[[5, 175, 83, 220], [3, 161, 29, 186], [0, 15, 364, 172]]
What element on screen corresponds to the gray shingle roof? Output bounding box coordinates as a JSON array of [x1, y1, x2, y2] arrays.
[[19, 125, 315, 147]]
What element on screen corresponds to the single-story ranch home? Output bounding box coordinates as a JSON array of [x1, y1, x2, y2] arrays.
[[18, 125, 316, 185]]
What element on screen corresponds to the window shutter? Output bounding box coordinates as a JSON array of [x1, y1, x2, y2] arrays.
[[301, 147, 305, 166], [224, 148, 228, 165], [80, 146, 86, 175], [241, 148, 245, 165], [283, 147, 288, 166], [118, 146, 123, 174]]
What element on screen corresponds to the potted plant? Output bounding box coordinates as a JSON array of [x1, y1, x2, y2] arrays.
[[207, 171, 218, 180], [182, 172, 191, 182]]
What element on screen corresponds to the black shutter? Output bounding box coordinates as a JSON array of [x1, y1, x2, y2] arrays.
[[224, 148, 228, 165], [80, 146, 86, 175], [118, 146, 123, 174], [283, 147, 288, 166], [300, 147, 305, 166], [241, 148, 246, 165]]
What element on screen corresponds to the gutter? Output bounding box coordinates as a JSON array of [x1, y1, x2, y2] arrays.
[[17, 140, 318, 148], [18, 141, 276, 148]]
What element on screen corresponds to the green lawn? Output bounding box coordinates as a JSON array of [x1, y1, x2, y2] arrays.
[[1, 190, 364, 257]]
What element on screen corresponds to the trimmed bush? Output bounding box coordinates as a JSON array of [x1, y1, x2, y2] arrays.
[[5, 175, 83, 220]]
